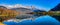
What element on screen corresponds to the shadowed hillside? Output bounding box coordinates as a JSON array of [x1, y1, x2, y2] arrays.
[[50, 3, 60, 11], [49, 3, 60, 21]]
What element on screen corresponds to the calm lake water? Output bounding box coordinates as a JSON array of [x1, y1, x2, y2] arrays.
[[3, 15, 60, 25]]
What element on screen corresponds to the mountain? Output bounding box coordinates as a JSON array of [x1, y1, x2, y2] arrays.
[[0, 6, 7, 9], [49, 3, 60, 21], [11, 7, 33, 12], [11, 7, 46, 12], [11, 7, 46, 19], [50, 3, 60, 11]]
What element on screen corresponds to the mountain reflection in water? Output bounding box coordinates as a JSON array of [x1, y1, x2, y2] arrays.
[[3, 15, 60, 25]]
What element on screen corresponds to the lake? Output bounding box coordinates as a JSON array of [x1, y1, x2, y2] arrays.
[[3, 15, 60, 25]]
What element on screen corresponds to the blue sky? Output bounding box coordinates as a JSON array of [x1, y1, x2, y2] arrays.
[[0, 0, 60, 11]]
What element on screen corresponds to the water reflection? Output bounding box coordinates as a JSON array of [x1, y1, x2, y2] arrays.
[[3, 15, 60, 25]]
